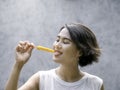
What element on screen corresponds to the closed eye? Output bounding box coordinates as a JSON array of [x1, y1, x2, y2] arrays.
[[56, 36, 72, 44], [63, 39, 71, 44]]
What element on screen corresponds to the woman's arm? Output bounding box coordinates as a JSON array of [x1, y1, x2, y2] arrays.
[[5, 41, 38, 90], [5, 63, 39, 90], [101, 84, 104, 90], [18, 72, 39, 90], [5, 62, 23, 90]]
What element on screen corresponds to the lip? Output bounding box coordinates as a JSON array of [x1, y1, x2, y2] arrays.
[[54, 50, 63, 56]]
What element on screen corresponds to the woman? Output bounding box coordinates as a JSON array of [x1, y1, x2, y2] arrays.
[[5, 23, 104, 90]]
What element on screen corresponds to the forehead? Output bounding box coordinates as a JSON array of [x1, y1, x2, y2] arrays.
[[58, 28, 71, 39]]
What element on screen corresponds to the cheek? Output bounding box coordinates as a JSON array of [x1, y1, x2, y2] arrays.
[[62, 48, 79, 64], [64, 46, 78, 58]]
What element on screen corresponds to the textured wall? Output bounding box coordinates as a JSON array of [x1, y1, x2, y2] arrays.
[[0, 0, 120, 90]]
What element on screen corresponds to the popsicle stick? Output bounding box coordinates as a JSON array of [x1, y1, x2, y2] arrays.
[[36, 46, 54, 53]]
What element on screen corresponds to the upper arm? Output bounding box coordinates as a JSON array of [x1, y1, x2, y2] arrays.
[[101, 84, 104, 90], [18, 72, 39, 90]]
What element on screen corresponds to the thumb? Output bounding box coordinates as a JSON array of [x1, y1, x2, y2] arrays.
[[27, 46, 34, 54]]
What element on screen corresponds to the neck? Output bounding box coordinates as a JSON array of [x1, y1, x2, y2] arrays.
[[56, 65, 84, 82]]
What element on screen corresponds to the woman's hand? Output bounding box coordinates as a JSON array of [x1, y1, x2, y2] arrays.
[[5, 41, 35, 90], [15, 41, 35, 66]]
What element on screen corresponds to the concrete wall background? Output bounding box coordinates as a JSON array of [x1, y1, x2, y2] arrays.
[[0, 0, 120, 90]]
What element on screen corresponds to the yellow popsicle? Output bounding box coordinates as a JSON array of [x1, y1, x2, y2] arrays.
[[36, 46, 54, 53]]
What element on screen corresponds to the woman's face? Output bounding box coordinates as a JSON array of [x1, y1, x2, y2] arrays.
[[53, 28, 80, 66]]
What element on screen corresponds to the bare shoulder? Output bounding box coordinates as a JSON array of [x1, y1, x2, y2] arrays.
[[18, 72, 40, 90], [101, 84, 104, 90]]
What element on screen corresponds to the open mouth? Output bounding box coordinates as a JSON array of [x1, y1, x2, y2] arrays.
[[54, 50, 63, 56]]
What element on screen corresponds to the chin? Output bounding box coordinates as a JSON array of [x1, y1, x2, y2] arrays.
[[53, 57, 62, 63]]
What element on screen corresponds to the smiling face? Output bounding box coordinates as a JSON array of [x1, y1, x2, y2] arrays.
[[53, 28, 80, 66]]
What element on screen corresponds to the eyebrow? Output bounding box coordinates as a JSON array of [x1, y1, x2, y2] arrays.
[[57, 35, 72, 42]]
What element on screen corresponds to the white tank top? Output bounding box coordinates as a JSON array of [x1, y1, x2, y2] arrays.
[[39, 69, 103, 90]]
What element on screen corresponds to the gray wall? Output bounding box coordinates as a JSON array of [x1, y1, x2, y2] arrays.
[[0, 0, 120, 90]]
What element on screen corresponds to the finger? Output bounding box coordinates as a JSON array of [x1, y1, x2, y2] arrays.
[[26, 43, 34, 53], [16, 41, 35, 53], [16, 44, 22, 51], [19, 41, 25, 46], [19, 41, 29, 47], [27, 46, 34, 54], [23, 42, 34, 50], [29, 43, 35, 48], [18, 41, 29, 50], [16, 42, 28, 53]]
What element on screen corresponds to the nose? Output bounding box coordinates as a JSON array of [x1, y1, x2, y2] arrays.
[[53, 42, 62, 50]]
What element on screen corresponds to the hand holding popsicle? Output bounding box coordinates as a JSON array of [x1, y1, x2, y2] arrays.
[[15, 41, 54, 66], [15, 41, 35, 65]]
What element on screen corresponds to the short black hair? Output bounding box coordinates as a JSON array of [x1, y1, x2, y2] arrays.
[[60, 23, 101, 67]]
